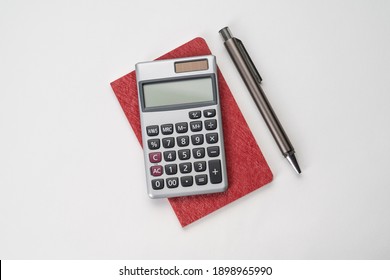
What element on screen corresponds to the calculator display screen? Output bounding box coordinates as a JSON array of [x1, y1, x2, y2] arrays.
[[143, 77, 214, 108]]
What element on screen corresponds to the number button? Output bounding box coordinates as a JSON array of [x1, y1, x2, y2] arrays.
[[193, 148, 205, 159], [162, 137, 175, 148], [179, 162, 192, 174], [151, 179, 164, 190], [207, 146, 220, 157], [150, 165, 163, 177], [189, 110, 201, 119], [161, 124, 173, 135], [175, 122, 188, 133], [178, 149, 191, 160], [191, 134, 204, 145], [203, 109, 216, 118], [206, 133, 219, 144], [181, 176, 193, 187], [194, 161, 206, 172], [166, 177, 179, 188], [147, 139, 160, 150], [195, 175, 208, 185], [149, 152, 161, 163], [146, 125, 159, 136], [163, 151, 176, 162], [190, 121, 202, 132], [205, 119, 217, 130], [165, 164, 177, 175], [177, 136, 189, 147]]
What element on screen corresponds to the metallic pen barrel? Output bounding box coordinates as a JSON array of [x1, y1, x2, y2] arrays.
[[219, 27, 301, 174]]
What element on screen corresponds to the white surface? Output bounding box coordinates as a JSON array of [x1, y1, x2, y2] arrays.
[[1, 0, 389, 259]]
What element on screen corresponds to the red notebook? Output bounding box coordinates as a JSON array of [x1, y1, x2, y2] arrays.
[[111, 37, 273, 227]]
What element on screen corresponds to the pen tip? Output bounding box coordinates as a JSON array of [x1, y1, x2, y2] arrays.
[[286, 153, 301, 174]]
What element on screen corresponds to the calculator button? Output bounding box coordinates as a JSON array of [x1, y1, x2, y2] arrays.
[[177, 136, 190, 147], [205, 119, 217, 130], [165, 164, 177, 175], [164, 151, 176, 162], [161, 124, 174, 135], [194, 161, 206, 172], [195, 175, 208, 185], [166, 177, 179, 188], [175, 122, 188, 133], [181, 176, 193, 187], [208, 160, 222, 184], [179, 162, 192, 173], [162, 137, 175, 148], [193, 147, 205, 159], [147, 139, 160, 150], [203, 109, 216, 118], [178, 149, 191, 160], [146, 125, 159, 136], [151, 179, 164, 190], [149, 152, 161, 163], [207, 146, 220, 157], [190, 121, 202, 132], [206, 133, 219, 144], [150, 165, 163, 177], [189, 110, 201, 119], [191, 134, 204, 145]]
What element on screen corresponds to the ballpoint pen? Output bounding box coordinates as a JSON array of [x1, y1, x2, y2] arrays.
[[219, 26, 301, 174]]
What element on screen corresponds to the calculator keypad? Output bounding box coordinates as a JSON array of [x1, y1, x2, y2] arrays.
[[145, 108, 225, 195]]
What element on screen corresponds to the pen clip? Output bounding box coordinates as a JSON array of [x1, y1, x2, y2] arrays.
[[236, 38, 263, 83]]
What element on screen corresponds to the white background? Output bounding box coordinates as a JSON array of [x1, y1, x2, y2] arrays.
[[1, 0, 389, 259]]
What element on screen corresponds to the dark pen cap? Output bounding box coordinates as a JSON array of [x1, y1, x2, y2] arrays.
[[219, 27, 233, 42]]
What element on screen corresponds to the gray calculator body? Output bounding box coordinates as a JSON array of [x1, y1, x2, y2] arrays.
[[135, 55, 228, 198]]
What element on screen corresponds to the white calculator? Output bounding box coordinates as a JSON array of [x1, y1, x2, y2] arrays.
[[135, 55, 228, 198]]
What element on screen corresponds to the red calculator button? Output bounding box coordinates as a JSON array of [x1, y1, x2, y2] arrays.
[[150, 165, 163, 177], [149, 152, 161, 163]]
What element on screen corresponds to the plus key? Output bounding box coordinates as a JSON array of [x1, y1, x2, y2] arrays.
[[208, 159, 222, 184]]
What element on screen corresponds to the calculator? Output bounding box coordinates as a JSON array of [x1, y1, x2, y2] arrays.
[[135, 55, 228, 198]]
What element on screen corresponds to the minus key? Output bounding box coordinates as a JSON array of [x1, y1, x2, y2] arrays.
[[207, 146, 220, 157]]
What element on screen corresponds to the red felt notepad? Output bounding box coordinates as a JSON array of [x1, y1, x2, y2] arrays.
[[111, 37, 273, 227]]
